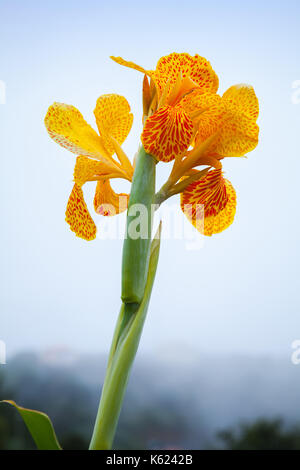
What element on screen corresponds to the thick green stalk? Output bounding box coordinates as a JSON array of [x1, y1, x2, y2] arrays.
[[121, 146, 156, 304], [89, 146, 158, 450], [89, 225, 161, 450]]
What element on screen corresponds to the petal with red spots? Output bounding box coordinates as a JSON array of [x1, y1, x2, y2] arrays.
[[180, 169, 236, 236], [223, 84, 259, 121], [154, 53, 219, 95], [195, 85, 259, 158], [73, 156, 119, 187], [142, 105, 194, 162], [44, 103, 109, 161], [94, 179, 129, 216], [94, 94, 133, 156], [65, 184, 96, 241], [181, 91, 226, 136]]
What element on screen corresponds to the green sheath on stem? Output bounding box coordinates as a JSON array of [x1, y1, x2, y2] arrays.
[[89, 224, 161, 450], [121, 146, 156, 304], [89, 146, 159, 450]]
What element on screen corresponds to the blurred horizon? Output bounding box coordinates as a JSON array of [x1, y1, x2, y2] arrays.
[[1, 348, 300, 449]]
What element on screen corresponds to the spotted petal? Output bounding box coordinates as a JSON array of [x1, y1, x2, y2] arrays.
[[142, 105, 194, 162], [180, 169, 236, 236], [195, 85, 259, 157], [181, 91, 226, 134], [154, 53, 219, 95], [73, 156, 124, 187], [65, 184, 96, 241], [94, 179, 129, 216], [45, 103, 110, 162], [223, 84, 259, 120], [94, 94, 133, 156]]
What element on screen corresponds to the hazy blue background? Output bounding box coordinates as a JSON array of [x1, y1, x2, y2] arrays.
[[1, 0, 300, 363]]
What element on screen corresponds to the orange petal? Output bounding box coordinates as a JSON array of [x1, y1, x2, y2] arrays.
[[45, 103, 109, 161], [154, 53, 219, 95], [180, 169, 236, 236], [142, 105, 194, 162], [65, 184, 96, 241], [94, 179, 129, 216], [94, 94, 133, 156], [143, 75, 152, 118]]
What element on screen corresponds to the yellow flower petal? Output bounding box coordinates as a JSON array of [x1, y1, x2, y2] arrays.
[[109, 138, 133, 180], [110, 56, 149, 75], [94, 94, 133, 156], [182, 91, 226, 131], [94, 179, 129, 216], [154, 53, 219, 95], [110, 56, 160, 101], [180, 169, 236, 236], [142, 105, 194, 162], [195, 85, 259, 157], [223, 84, 259, 120], [45, 103, 110, 161], [65, 184, 96, 241], [181, 90, 222, 116], [73, 156, 122, 187]]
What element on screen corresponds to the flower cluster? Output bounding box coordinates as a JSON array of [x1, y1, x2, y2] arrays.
[[45, 95, 134, 240], [112, 53, 259, 236], [45, 53, 259, 240]]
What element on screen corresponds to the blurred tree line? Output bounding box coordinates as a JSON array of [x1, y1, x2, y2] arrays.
[[0, 353, 190, 450], [218, 419, 300, 450], [1, 353, 300, 450]]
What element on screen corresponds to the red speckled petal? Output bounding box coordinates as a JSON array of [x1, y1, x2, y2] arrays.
[[154, 53, 219, 94], [65, 184, 96, 241], [94, 94, 133, 156], [195, 84, 259, 157], [142, 105, 193, 162], [180, 169, 236, 236]]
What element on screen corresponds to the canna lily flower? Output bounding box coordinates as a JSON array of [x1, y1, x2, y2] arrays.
[[178, 83, 259, 236], [111, 53, 219, 162], [44, 94, 134, 241], [150, 77, 259, 236]]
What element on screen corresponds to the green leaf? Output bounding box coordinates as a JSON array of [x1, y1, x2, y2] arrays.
[[1, 400, 62, 450]]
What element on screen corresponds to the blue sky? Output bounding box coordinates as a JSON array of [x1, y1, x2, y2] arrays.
[[1, 0, 300, 361]]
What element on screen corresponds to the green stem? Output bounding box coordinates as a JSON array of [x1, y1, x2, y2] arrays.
[[89, 230, 161, 450], [89, 146, 158, 450], [121, 146, 156, 304], [88, 304, 129, 450]]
